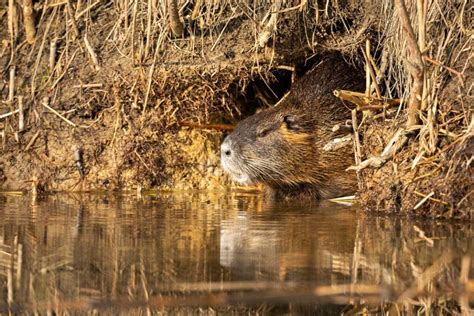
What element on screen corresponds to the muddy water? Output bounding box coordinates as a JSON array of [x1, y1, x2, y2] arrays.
[[0, 192, 472, 314]]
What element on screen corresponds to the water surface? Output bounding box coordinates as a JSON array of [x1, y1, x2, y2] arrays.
[[0, 192, 472, 314]]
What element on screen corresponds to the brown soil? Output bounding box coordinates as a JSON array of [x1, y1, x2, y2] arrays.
[[0, 1, 472, 219]]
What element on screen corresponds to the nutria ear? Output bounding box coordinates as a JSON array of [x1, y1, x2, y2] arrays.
[[283, 115, 302, 131]]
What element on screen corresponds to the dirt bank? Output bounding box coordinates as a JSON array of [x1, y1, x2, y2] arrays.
[[0, 1, 472, 219]]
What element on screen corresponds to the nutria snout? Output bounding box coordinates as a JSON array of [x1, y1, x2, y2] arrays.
[[221, 135, 254, 185], [221, 54, 365, 199]]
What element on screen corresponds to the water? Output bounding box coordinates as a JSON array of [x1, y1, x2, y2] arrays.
[[0, 191, 472, 315]]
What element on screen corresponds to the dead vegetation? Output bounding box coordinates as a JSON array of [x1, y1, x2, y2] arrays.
[[0, 0, 472, 219], [0, 194, 472, 314]]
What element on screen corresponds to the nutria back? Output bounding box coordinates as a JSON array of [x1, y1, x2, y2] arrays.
[[221, 54, 364, 199]]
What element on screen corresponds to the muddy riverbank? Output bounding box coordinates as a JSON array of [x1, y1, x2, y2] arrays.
[[0, 1, 472, 219]]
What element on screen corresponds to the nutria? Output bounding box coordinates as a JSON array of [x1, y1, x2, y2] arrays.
[[221, 54, 365, 199]]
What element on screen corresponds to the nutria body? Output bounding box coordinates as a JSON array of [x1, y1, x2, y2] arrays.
[[221, 54, 365, 199]]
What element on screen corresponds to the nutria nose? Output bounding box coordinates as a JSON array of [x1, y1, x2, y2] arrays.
[[221, 138, 233, 157]]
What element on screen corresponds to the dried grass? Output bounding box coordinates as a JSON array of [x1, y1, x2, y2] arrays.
[[0, 0, 472, 218]]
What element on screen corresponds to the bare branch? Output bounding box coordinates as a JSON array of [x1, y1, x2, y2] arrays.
[[394, 0, 425, 128], [22, 0, 36, 44], [168, 0, 184, 37]]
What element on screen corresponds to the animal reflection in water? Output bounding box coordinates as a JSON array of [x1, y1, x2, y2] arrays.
[[218, 211, 357, 282]]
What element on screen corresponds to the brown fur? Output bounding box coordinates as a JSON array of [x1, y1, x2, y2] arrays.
[[279, 124, 312, 145], [220, 54, 365, 199]]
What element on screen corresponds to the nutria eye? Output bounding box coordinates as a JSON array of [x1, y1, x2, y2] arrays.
[[283, 115, 301, 131]]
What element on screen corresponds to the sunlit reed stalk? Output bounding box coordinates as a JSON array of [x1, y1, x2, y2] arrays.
[[18, 95, 24, 132], [22, 0, 36, 44], [8, 0, 17, 57], [394, 0, 425, 128], [49, 38, 57, 71], [168, 0, 184, 37], [8, 66, 15, 105]]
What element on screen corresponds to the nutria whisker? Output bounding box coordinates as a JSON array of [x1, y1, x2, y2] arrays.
[[244, 160, 285, 179]]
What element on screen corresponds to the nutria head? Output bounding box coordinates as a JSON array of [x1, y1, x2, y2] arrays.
[[221, 97, 356, 199], [221, 54, 362, 199], [221, 101, 355, 198], [221, 103, 313, 183]]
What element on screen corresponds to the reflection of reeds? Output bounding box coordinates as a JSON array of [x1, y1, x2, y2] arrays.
[[0, 237, 24, 307], [350, 214, 474, 314], [1, 282, 390, 314], [0, 194, 472, 314], [460, 256, 474, 315]]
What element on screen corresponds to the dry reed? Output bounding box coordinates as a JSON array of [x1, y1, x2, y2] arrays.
[[0, 0, 471, 218]]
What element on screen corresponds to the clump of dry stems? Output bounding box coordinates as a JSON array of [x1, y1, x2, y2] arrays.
[[0, 0, 471, 218]]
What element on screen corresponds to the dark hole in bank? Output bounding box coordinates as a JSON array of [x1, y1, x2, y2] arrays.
[[219, 67, 294, 139], [235, 68, 293, 120], [227, 54, 348, 125], [223, 52, 395, 141]]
